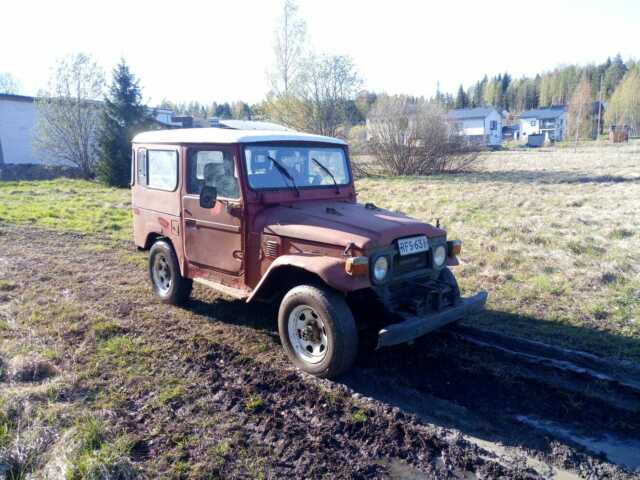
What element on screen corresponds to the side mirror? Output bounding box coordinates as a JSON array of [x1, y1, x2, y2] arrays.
[[199, 185, 217, 209]]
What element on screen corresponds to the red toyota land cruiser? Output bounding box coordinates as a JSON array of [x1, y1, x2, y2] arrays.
[[131, 126, 486, 378]]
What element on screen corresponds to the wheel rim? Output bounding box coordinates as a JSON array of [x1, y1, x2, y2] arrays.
[[152, 253, 172, 296], [288, 305, 328, 365]]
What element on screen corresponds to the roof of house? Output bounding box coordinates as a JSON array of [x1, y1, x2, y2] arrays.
[[0, 93, 35, 103], [520, 105, 566, 120], [132, 128, 346, 145], [447, 107, 499, 120]]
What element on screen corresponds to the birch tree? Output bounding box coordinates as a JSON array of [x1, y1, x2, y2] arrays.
[[567, 76, 593, 144], [272, 0, 307, 95], [605, 68, 640, 134], [33, 53, 105, 178]]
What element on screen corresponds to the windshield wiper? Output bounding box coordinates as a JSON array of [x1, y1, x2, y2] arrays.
[[268, 156, 299, 196], [312, 158, 340, 194]]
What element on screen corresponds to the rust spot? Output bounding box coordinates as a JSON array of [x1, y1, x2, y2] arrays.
[[158, 217, 170, 228]]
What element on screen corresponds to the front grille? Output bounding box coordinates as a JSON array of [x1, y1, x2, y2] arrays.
[[394, 251, 429, 275]]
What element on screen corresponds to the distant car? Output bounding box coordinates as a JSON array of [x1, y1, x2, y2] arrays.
[[131, 127, 487, 378]]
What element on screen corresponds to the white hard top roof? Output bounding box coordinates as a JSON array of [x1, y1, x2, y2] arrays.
[[132, 128, 346, 146]]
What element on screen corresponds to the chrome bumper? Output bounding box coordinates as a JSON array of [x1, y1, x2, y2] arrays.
[[377, 291, 488, 348]]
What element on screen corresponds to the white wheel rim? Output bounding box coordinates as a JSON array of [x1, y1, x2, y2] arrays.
[[152, 253, 172, 295], [288, 305, 328, 365]]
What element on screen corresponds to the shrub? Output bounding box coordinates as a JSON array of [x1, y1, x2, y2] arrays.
[[367, 95, 480, 175]]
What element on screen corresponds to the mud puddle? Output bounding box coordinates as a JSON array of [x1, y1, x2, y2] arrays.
[[517, 416, 640, 473]]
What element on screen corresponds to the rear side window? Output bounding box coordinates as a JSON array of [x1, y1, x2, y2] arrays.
[[136, 149, 147, 185], [147, 150, 178, 191]]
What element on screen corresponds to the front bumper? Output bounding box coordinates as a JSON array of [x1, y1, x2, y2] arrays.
[[376, 291, 488, 348]]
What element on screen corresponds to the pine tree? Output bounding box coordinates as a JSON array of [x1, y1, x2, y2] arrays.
[[96, 60, 146, 187], [455, 85, 468, 108]]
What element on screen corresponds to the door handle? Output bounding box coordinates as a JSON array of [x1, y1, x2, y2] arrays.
[[185, 219, 197, 228]]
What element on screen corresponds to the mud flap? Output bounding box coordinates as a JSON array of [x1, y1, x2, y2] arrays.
[[377, 291, 488, 348]]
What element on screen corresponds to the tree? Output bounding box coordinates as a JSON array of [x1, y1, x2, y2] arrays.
[[271, 0, 307, 95], [605, 67, 640, 134], [297, 54, 362, 136], [603, 54, 627, 98], [265, 54, 362, 136], [567, 76, 593, 145], [95, 59, 147, 187], [214, 102, 232, 119], [231, 101, 251, 119], [33, 53, 105, 178], [367, 95, 479, 175], [0, 72, 21, 94], [454, 85, 468, 108]]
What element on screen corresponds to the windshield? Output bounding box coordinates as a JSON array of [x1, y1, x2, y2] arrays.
[[244, 145, 350, 190]]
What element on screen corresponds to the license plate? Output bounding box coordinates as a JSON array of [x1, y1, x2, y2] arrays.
[[397, 235, 429, 256]]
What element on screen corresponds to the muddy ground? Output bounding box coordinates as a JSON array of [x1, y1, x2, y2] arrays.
[[0, 224, 638, 479]]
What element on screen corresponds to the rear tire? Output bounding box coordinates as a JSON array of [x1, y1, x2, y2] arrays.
[[149, 240, 192, 305], [278, 284, 358, 378]]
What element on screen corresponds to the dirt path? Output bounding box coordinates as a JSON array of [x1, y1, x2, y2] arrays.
[[0, 225, 638, 479]]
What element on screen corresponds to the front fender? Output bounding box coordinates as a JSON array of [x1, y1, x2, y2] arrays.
[[247, 254, 371, 302]]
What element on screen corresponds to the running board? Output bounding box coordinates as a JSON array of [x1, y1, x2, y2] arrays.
[[193, 277, 250, 300]]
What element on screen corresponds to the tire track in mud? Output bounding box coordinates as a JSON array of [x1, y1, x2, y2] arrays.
[[340, 326, 640, 478]]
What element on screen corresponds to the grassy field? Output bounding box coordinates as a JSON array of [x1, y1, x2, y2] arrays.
[[1, 142, 638, 361]]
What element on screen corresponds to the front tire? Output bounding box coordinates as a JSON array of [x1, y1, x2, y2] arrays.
[[149, 240, 192, 305], [278, 284, 358, 378]]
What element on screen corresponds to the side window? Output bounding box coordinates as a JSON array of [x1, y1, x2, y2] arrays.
[[188, 149, 239, 199], [490, 120, 497, 131], [136, 149, 147, 185], [130, 150, 135, 186], [147, 150, 178, 191]]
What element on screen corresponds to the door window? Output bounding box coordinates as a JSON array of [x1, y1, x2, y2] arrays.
[[188, 148, 240, 199]]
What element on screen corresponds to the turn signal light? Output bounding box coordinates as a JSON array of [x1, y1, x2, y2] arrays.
[[447, 240, 462, 257], [345, 256, 369, 276]]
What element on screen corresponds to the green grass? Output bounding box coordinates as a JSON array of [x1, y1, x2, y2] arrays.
[[0, 179, 131, 240], [350, 408, 368, 423], [244, 393, 264, 412]]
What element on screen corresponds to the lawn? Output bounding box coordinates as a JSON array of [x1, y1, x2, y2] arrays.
[[1, 142, 638, 361]]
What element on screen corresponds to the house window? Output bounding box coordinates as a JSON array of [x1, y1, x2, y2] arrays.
[[530, 120, 536, 126], [147, 150, 178, 191], [490, 120, 497, 131]]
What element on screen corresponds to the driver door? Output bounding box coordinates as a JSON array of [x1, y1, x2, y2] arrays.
[[182, 146, 244, 274]]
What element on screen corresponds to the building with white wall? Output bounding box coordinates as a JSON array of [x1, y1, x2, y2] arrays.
[[0, 93, 182, 166], [446, 107, 502, 146], [0, 94, 63, 165], [519, 105, 566, 142]]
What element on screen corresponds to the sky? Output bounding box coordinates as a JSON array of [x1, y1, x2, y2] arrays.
[[1, 0, 638, 106]]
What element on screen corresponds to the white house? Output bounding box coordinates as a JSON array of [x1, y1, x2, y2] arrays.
[[0, 94, 64, 165], [0, 93, 182, 166], [519, 105, 566, 142], [446, 107, 502, 146]]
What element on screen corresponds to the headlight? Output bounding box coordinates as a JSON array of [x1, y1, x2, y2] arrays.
[[433, 245, 447, 267], [372, 256, 389, 282]]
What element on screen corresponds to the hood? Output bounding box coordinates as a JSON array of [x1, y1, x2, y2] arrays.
[[255, 201, 445, 251]]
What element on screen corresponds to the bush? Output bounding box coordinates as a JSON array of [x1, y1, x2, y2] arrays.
[[367, 95, 481, 175], [0, 164, 84, 181]]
